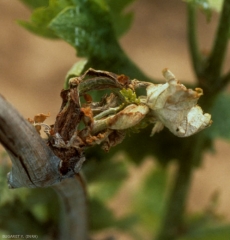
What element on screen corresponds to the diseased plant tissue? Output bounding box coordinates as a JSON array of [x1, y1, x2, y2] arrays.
[[33, 68, 212, 174], [147, 68, 212, 137]]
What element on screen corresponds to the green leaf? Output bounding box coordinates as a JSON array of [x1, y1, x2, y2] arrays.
[[48, 0, 147, 81], [83, 156, 128, 201], [107, 0, 135, 37], [130, 166, 168, 234], [89, 198, 137, 233], [24, 188, 60, 224], [0, 199, 45, 235], [64, 59, 88, 89], [179, 225, 230, 240], [89, 198, 116, 231], [0, 188, 59, 236], [19, 0, 49, 9], [49, 0, 120, 58], [0, 159, 29, 206], [115, 215, 138, 231], [205, 93, 230, 140], [18, 0, 73, 39], [19, 0, 149, 80], [0, 158, 59, 236], [179, 192, 230, 240]]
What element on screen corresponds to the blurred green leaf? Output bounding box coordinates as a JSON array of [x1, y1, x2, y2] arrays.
[[179, 225, 230, 240], [107, 0, 135, 37], [89, 198, 116, 231], [0, 188, 60, 237], [208, 0, 223, 12], [115, 214, 139, 231], [130, 166, 168, 235], [18, 0, 73, 39], [25, 188, 60, 223], [83, 156, 128, 201], [0, 198, 46, 236], [89, 198, 137, 234], [19, 0, 49, 9], [179, 192, 228, 240], [205, 93, 230, 140], [0, 160, 60, 237], [0, 160, 29, 206]]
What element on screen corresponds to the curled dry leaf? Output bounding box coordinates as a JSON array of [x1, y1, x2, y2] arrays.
[[28, 113, 50, 134], [106, 104, 149, 130], [102, 130, 126, 152], [146, 69, 212, 137], [81, 106, 94, 127], [33, 113, 50, 123]]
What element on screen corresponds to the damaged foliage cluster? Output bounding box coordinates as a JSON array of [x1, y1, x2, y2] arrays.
[[1, 0, 230, 239], [30, 68, 211, 178]]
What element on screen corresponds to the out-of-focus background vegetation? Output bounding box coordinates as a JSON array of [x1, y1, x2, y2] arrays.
[[1, 0, 230, 239]]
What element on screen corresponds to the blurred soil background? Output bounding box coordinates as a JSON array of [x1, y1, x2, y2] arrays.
[[1, 0, 230, 229]]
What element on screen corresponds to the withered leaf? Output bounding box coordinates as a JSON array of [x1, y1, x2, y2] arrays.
[[107, 104, 149, 130], [147, 69, 212, 137], [28, 113, 50, 134]]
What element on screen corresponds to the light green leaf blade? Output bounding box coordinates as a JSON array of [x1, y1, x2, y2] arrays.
[[208, 0, 223, 12], [64, 59, 88, 89], [18, 0, 73, 39]]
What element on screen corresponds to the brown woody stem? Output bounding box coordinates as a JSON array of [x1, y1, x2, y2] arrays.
[[53, 174, 88, 240], [0, 95, 62, 188], [0, 95, 88, 239]]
